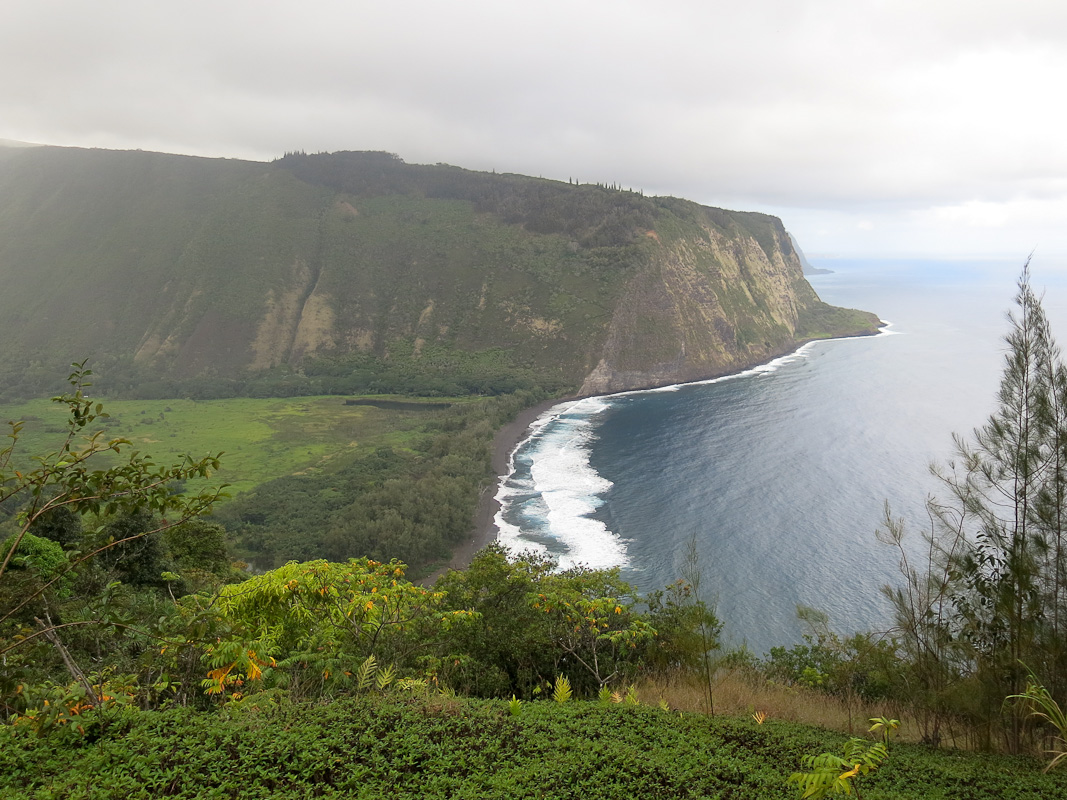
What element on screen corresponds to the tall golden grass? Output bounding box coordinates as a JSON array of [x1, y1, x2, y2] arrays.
[[637, 670, 923, 743]]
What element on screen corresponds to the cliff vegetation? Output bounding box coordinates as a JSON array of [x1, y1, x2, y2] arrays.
[[0, 147, 877, 401]]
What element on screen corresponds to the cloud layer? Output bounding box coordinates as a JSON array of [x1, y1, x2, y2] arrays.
[[5, 0, 1067, 258]]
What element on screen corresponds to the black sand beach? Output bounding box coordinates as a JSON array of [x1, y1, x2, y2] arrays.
[[424, 395, 571, 583]]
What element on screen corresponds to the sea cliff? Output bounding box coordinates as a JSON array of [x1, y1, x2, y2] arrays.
[[579, 204, 878, 394], [0, 147, 877, 398]]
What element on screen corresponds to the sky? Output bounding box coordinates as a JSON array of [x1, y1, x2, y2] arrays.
[[4, 0, 1067, 261]]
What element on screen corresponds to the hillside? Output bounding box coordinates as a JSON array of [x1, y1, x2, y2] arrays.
[[0, 146, 878, 400]]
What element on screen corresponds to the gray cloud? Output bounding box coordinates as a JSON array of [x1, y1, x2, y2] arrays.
[[4, 0, 1067, 256]]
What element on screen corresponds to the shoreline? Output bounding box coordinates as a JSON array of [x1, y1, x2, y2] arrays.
[[424, 394, 575, 583], [427, 323, 887, 583]]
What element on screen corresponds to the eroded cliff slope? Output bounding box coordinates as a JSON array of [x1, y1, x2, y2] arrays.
[[0, 147, 877, 398], [579, 201, 876, 394]]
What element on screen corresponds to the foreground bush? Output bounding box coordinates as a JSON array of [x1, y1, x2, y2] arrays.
[[1, 695, 1063, 799]]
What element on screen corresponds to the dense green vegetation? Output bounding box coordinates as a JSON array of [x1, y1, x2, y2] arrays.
[[216, 390, 550, 570], [72, 343, 567, 402], [3, 698, 1062, 799], [0, 388, 549, 573], [4, 331, 1067, 796], [0, 146, 877, 403]]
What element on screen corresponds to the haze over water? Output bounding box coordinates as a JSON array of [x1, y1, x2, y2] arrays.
[[496, 258, 1067, 653]]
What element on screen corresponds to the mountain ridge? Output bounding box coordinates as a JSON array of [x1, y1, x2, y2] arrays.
[[0, 146, 878, 399]]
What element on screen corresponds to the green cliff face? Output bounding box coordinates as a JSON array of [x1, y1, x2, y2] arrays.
[[577, 202, 877, 394], [0, 147, 877, 397]]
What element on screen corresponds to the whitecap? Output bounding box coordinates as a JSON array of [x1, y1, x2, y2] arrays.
[[495, 397, 628, 570], [494, 326, 889, 571]]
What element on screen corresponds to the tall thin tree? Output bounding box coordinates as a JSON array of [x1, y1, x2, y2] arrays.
[[882, 261, 1067, 752]]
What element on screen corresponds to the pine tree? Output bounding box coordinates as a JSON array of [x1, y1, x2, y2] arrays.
[[882, 260, 1067, 751], [948, 261, 1051, 750]]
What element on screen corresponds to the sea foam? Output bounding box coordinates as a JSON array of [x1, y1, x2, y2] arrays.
[[495, 397, 627, 570], [495, 329, 887, 572]]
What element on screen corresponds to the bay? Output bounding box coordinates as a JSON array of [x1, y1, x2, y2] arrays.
[[495, 258, 1067, 654]]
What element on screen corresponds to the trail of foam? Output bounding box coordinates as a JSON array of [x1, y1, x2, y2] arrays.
[[495, 324, 892, 569], [630, 321, 897, 394], [495, 397, 626, 569]]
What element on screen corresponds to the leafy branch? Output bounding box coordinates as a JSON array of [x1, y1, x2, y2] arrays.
[[788, 717, 899, 799], [0, 361, 227, 654]]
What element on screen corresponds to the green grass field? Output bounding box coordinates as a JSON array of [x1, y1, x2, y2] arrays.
[[1, 395, 467, 499]]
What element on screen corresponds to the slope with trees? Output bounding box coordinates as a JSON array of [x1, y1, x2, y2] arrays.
[[0, 146, 878, 402]]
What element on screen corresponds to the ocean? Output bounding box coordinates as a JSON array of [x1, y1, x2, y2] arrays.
[[494, 257, 1067, 654]]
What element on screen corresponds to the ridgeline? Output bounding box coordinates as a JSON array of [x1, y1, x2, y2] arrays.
[[0, 146, 877, 401]]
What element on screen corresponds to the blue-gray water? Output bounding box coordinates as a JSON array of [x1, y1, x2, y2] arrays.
[[495, 258, 1067, 654]]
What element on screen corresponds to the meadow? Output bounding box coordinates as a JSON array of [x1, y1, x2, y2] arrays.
[[2, 388, 546, 572], [0, 394, 465, 498]]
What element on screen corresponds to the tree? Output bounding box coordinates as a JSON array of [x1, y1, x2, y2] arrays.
[[96, 510, 171, 588], [163, 518, 232, 577], [27, 506, 82, 550], [534, 564, 655, 691], [640, 578, 721, 690], [0, 363, 225, 700], [877, 504, 964, 747], [436, 544, 658, 698], [880, 262, 1067, 751], [204, 558, 473, 700], [436, 544, 558, 697], [946, 262, 1057, 750]]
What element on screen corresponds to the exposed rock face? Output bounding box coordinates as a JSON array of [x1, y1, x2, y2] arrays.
[[578, 210, 873, 395], [0, 147, 878, 395], [248, 259, 337, 368]]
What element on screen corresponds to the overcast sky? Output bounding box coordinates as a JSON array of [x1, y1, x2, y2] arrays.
[[5, 0, 1067, 261]]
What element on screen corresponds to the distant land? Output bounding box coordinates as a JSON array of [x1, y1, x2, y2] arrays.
[[788, 232, 833, 275], [0, 145, 876, 401]]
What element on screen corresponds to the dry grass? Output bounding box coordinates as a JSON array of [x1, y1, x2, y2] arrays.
[[637, 670, 924, 743]]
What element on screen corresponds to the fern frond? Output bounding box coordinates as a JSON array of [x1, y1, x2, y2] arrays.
[[396, 677, 428, 695], [552, 674, 572, 704], [355, 655, 377, 693], [375, 663, 395, 691]]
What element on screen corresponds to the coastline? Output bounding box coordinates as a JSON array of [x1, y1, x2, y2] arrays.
[[427, 322, 888, 584], [425, 394, 575, 583]]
